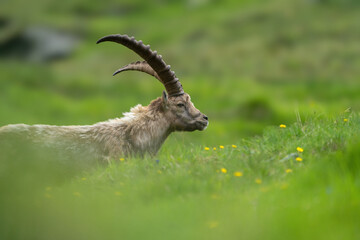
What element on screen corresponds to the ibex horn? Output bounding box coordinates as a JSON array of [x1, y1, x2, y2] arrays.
[[113, 61, 161, 81], [97, 34, 184, 96]]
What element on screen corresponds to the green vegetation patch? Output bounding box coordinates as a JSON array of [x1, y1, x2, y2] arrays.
[[1, 114, 359, 240]]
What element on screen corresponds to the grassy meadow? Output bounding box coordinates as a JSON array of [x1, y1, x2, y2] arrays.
[[1, 0, 360, 239]]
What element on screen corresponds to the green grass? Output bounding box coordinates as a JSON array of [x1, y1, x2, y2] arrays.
[[1, 114, 359, 240], [1, 0, 360, 239]]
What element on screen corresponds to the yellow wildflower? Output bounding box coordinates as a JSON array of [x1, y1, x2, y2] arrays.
[[285, 169, 293, 173], [233, 171, 243, 177], [297, 147, 304, 153], [219, 145, 224, 149], [255, 178, 262, 184], [221, 168, 227, 173], [211, 194, 220, 199], [44, 193, 52, 198], [280, 124, 286, 128], [213, 147, 217, 150], [232, 144, 237, 148], [204, 147, 210, 151], [73, 192, 81, 197], [296, 157, 303, 162], [119, 158, 125, 161], [344, 118, 348, 122], [207, 221, 219, 229]]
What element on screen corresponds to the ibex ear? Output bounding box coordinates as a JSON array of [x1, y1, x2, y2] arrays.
[[162, 90, 168, 108]]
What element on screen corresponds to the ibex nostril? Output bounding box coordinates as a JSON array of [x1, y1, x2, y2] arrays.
[[203, 115, 208, 121]]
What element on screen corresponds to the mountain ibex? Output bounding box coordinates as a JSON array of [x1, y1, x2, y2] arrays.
[[0, 34, 208, 160]]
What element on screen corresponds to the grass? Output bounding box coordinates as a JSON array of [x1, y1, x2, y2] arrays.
[[1, 0, 360, 239], [1, 113, 359, 240]]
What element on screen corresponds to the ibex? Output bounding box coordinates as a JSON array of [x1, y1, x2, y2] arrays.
[[0, 34, 208, 160]]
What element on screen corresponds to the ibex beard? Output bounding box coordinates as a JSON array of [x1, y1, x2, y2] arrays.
[[0, 34, 208, 160]]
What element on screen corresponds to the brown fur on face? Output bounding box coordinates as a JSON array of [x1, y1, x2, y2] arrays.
[[162, 92, 208, 132]]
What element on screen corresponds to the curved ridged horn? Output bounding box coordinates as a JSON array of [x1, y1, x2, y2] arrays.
[[97, 34, 184, 96], [113, 61, 161, 81]]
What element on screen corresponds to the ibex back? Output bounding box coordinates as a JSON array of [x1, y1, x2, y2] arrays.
[[0, 34, 208, 160]]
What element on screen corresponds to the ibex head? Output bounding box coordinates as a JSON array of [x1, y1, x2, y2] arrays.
[[161, 91, 208, 132], [97, 34, 208, 132]]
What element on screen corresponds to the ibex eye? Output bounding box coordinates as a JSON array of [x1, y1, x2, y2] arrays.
[[177, 103, 185, 108]]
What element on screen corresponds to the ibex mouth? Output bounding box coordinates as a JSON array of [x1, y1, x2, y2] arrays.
[[197, 121, 209, 131]]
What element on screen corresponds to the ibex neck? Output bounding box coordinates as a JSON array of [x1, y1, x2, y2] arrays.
[[124, 102, 171, 156]]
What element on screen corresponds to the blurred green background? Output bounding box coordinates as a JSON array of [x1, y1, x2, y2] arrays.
[[1, 0, 360, 146], [1, 0, 360, 239]]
